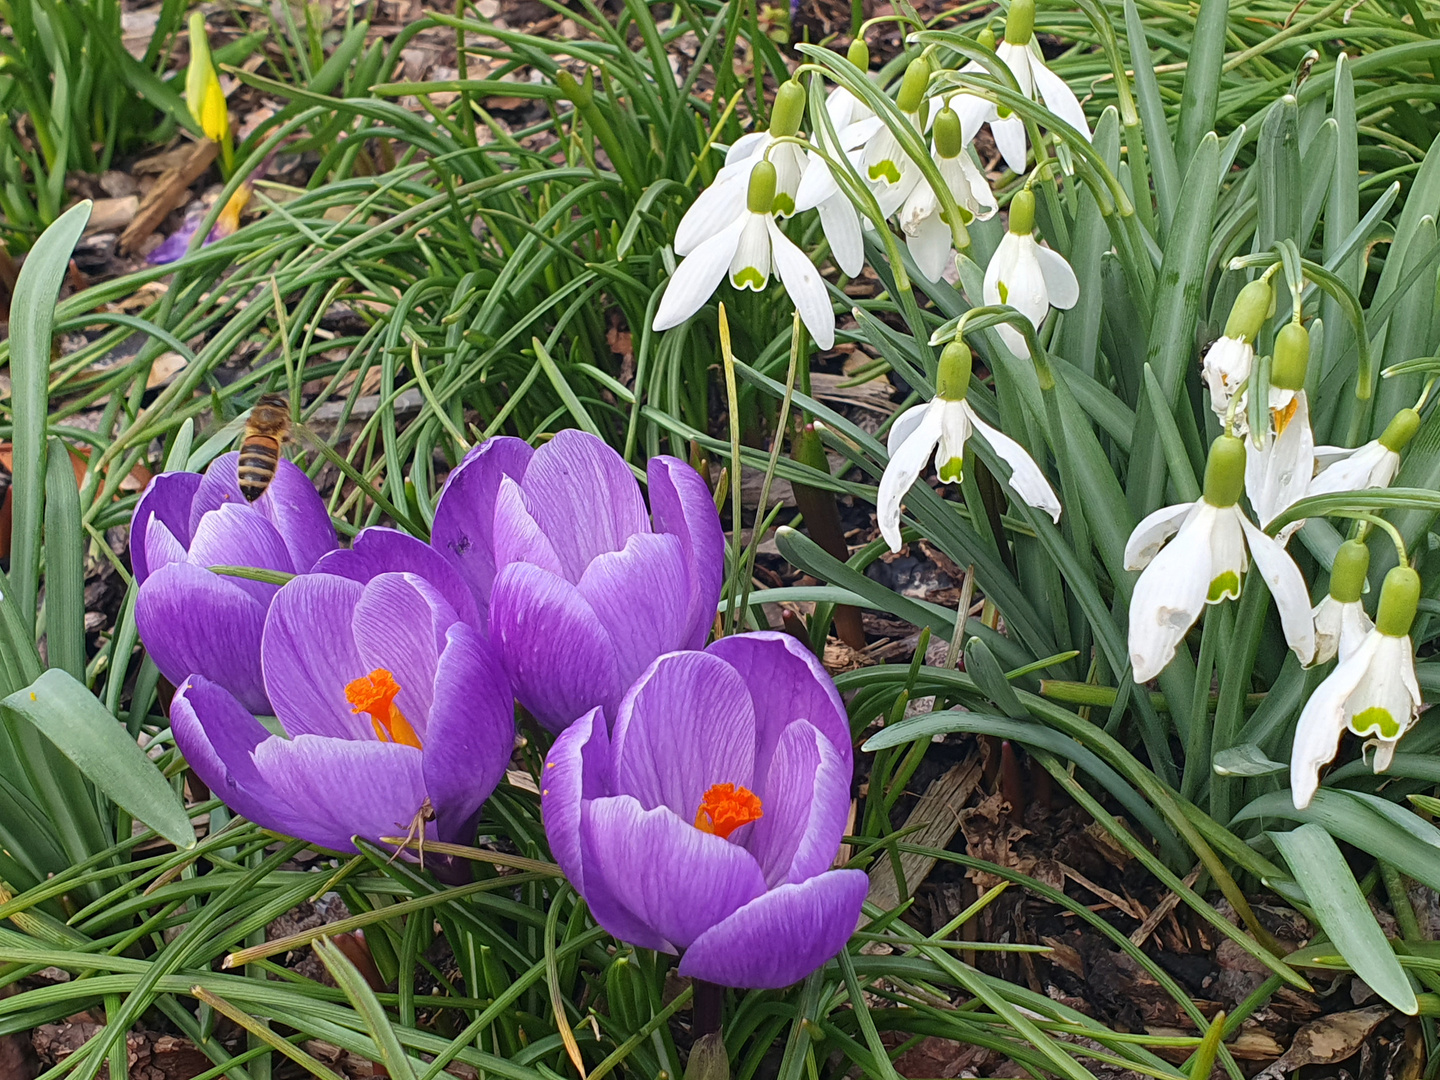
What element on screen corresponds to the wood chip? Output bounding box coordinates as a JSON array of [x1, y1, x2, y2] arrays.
[[1130, 865, 1201, 946], [1060, 863, 1143, 919], [119, 140, 219, 254], [867, 757, 982, 911]]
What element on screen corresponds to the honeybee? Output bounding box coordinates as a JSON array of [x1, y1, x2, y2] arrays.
[[237, 393, 292, 501]]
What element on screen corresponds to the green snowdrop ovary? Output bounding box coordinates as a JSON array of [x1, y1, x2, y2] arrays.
[[1328, 540, 1370, 605], [1379, 408, 1421, 453], [1376, 566, 1421, 638], [1271, 321, 1309, 391], [1203, 435, 1246, 508], [1005, 0, 1035, 44]]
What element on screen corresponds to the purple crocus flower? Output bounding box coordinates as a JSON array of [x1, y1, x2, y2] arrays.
[[542, 632, 866, 989], [133, 454, 336, 713], [412, 430, 723, 732], [171, 571, 514, 861]]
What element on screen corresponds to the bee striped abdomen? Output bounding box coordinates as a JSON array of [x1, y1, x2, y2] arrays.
[[237, 437, 281, 501]]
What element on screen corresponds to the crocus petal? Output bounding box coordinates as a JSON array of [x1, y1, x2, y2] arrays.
[[131, 472, 202, 584], [767, 218, 836, 350], [1124, 501, 1198, 571], [423, 624, 514, 844], [1030, 56, 1092, 139], [817, 192, 865, 277], [185, 504, 293, 605], [431, 437, 534, 628], [490, 477, 566, 579], [580, 796, 768, 950], [1129, 506, 1215, 682], [144, 518, 189, 578], [579, 533, 691, 688], [743, 720, 851, 886], [886, 403, 931, 457], [878, 402, 944, 552], [907, 210, 954, 284], [540, 707, 611, 889], [314, 526, 481, 628], [1032, 245, 1080, 310], [611, 651, 757, 817], [171, 675, 289, 832], [966, 407, 1062, 522], [1291, 633, 1379, 808], [488, 562, 623, 732], [1240, 517, 1316, 665], [523, 431, 652, 583], [654, 215, 747, 332], [137, 562, 269, 714], [679, 870, 868, 989], [262, 574, 369, 739], [647, 455, 725, 650], [352, 573, 459, 734], [148, 213, 207, 265], [190, 455, 336, 573], [252, 734, 428, 853]]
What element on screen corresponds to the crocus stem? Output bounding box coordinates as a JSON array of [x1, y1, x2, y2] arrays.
[[692, 979, 724, 1038]]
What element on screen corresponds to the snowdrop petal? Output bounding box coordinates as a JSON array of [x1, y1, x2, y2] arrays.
[[1124, 501, 1198, 571], [1129, 506, 1214, 682], [966, 406, 1061, 522], [886, 404, 931, 457], [991, 115, 1029, 174], [795, 157, 838, 213], [878, 403, 944, 552], [1291, 634, 1379, 808], [730, 214, 773, 291], [1033, 245, 1080, 310], [675, 158, 758, 255], [948, 90, 994, 147], [1240, 516, 1316, 665], [817, 193, 865, 277], [1030, 56, 1092, 139], [907, 211, 954, 283], [654, 216, 747, 332], [725, 131, 770, 168], [767, 218, 835, 350]]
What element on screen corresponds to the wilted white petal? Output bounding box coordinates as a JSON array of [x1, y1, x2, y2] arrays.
[[898, 169, 940, 237], [951, 153, 998, 219], [654, 215, 747, 331], [1291, 632, 1378, 809], [1202, 337, 1253, 422], [1308, 440, 1399, 496], [1124, 501, 1198, 571], [967, 406, 1062, 522], [1029, 52, 1092, 140], [767, 217, 835, 350], [1033, 244, 1079, 310], [729, 214, 772, 291], [1240, 515, 1316, 665], [1312, 595, 1374, 666], [878, 403, 944, 551], [1129, 505, 1216, 682]]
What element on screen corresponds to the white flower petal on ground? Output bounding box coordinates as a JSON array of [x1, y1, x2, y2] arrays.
[[1239, 516, 1316, 666], [653, 215, 748, 331], [966, 408, 1061, 522]]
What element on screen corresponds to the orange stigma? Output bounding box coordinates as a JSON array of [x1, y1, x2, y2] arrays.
[[694, 783, 763, 839], [345, 668, 422, 749]]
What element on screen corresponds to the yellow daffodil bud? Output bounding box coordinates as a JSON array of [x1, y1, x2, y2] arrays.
[[1008, 188, 1036, 235], [847, 38, 870, 70], [1271, 320, 1309, 391], [1223, 279, 1274, 344], [936, 340, 974, 401], [897, 57, 931, 115], [747, 160, 778, 214], [186, 13, 230, 145], [1376, 565, 1421, 637], [1328, 539, 1370, 605], [771, 80, 807, 138], [934, 107, 964, 159], [1379, 408, 1421, 453], [1203, 434, 1246, 507], [1005, 0, 1035, 45]]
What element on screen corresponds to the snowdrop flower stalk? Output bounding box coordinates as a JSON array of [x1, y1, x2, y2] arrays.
[[1244, 318, 1315, 540], [1311, 539, 1374, 666], [945, 0, 1092, 174], [1125, 434, 1315, 682], [654, 116, 837, 348], [1309, 406, 1420, 498], [1291, 563, 1423, 809], [1202, 278, 1273, 424], [878, 340, 1061, 551], [900, 106, 998, 283], [982, 187, 1079, 357]]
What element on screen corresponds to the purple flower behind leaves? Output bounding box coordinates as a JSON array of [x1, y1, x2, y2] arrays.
[[541, 632, 865, 989]]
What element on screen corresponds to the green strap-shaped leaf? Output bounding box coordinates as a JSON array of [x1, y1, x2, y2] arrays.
[[1174, 0, 1228, 172], [1271, 823, 1418, 1014], [43, 437, 85, 682]]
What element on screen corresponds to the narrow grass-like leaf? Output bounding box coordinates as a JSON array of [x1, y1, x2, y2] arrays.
[[42, 438, 86, 682], [1174, 0, 1228, 172]]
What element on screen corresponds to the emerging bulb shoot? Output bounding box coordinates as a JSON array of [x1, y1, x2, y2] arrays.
[[1203, 434, 1246, 507]]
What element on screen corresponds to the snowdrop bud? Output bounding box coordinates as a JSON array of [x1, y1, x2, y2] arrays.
[[1379, 408, 1421, 453], [936, 340, 974, 401], [897, 57, 931, 115], [1224, 280, 1274, 344], [1271, 321, 1309, 391], [1008, 188, 1036, 235], [978, 26, 996, 49], [934, 107, 964, 159], [747, 160, 778, 214], [1005, 0, 1035, 44], [1376, 565, 1421, 637], [556, 67, 593, 107], [1203, 434, 1246, 507], [847, 38, 870, 70], [1328, 539, 1370, 604], [772, 80, 807, 138]]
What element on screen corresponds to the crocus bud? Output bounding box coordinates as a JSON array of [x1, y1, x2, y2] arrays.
[[847, 38, 870, 70], [186, 12, 230, 145], [1328, 539, 1370, 604], [934, 107, 964, 159], [1203, 434, 1246, 507], [1005, 0, 1035, 44], [936, 340, 974, 401], [556, 67, 594, 106], [772, 80, 807, 138], [978, 25, 997, 49], [747, 159, 778, 214], [1376, 565, 1421, 637], [1008, 188, 1036, 235], [1271, 321, 1309, 391], [1224, 279, 1274, 344], [897, 57, 931, 115], [1379, 407, 1422, 453]]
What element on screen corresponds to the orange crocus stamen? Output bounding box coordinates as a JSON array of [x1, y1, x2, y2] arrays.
[[694, 783, 763, 840], [345, 668, 423, 749]]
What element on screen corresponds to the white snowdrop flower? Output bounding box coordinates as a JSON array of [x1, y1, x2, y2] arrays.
[[1125, 435, 1315, 683], [1244, 321, 1314, 542], [898, 106, 998, 283], [878, 340, 1061, 552], [1202, 278, 1273, 426], [851, 57, 932, 219], [653, 157, 835, 348], [1309, 407, 1419, 498], [982, 188, 1078, 357], [1291, 565, 1423, 810], [1311, 539, 1375, 666], [942, 0, 1091, 175]]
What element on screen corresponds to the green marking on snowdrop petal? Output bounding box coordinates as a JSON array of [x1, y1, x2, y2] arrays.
[[1329, 540, 1370, 604], [1376, 565, 1421, 637], [772, 192, 795, 216], [938, 456, 964, 483], [997, 280, 1009, 303], [1352, 706, 1402, 739], [1380, 408, 1421, 453], [869, 159, 902, 185], [732, 266, 766, 290], [1005, 0, 1035, 44], [1208, 571, 1241, 602]]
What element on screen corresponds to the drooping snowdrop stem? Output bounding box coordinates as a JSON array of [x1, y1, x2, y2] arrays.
[[1329, 511, 1409, 570]]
